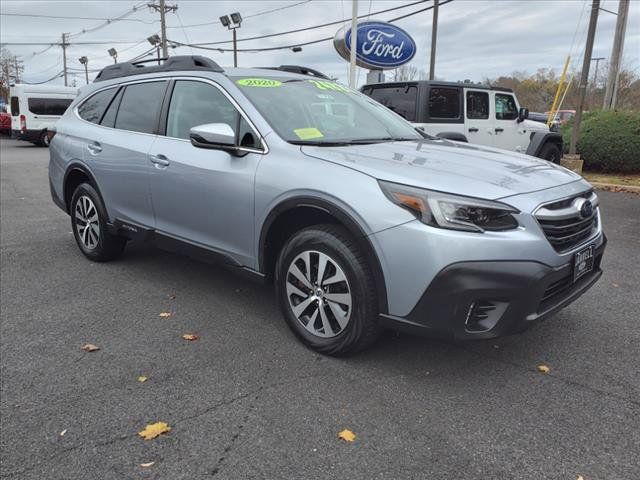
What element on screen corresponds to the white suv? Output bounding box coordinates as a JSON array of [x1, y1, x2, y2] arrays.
[[361, 80, 563, 162]]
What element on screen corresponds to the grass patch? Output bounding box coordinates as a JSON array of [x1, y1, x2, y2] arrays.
[[582, 172, 640, 187]]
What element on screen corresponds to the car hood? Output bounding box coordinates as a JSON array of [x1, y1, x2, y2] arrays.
[[301, 139, 581, 200]]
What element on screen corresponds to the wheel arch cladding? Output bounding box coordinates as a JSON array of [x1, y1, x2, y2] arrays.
[[259, 197, 389, 314], [63, 164, 102, 213], [526, 131, 563, 157]]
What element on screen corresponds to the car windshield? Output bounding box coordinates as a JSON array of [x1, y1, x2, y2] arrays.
[[232, 76, 425, 145]]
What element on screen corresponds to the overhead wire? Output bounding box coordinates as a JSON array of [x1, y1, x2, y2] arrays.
[[165, 0, 313, 29], [169, 0, 452, 54], [182, 0, 428, 46]]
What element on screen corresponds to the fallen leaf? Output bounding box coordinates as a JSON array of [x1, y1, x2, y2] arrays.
[[59, 429, 67, 437], [137, 376, 148, 383], [338, 429, 356, 442], [182, 333, 199, 341], [140, 461, 155, 468], [138, 422, 171, 440], [159, 312, 172, 318], [612, 283, 619, 288], [577, 476, 584, 480], [537, 364, 550, 374], [81, 343, 100, 352]]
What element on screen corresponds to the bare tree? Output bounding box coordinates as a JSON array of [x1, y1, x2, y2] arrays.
[[0, 48, 23, 101], [393, 64, 426, 82]]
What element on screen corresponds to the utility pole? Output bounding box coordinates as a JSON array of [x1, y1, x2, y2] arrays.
[[603, 0, 629, 110], [429, 0, 439, 80], [349, 0, 358, 88], [589, 56, 605, 109], [61, 33, 68, 86], [148, 0, 177, 57], [569, 0, 599, 156]]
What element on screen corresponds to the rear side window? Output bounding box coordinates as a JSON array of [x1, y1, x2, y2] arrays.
[[166, 80, 238, 140], [100, 88, 123, 128], [365, 85, 418, 122], [428, 87, 460, 119], [77, 88, 117, 124], [115, 81, 166, 134], [495, 93, 518, 120], [466, 91, 489, 119], [10, 97, 19, 116], [27, 98, 73, 116]]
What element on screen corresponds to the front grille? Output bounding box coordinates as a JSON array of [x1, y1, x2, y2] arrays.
[[535, 192, 598, 253]]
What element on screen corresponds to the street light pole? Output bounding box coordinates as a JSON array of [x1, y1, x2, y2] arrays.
[[349, 0, 357, 88], [429, 0, 439, 80], [78, 56, 88, 85], [61, 33, 68, 87], [233, 28, 237, 68]]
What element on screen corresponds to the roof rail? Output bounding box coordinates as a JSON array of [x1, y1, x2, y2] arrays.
[[94, 55, 224, 83], [263, 65, 330, 80]]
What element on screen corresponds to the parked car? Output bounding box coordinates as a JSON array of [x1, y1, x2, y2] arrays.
[[361, 81, 564, 163], [9, 84, 77, 146], [546, 109, 575, 125], [528, 111, 560, 132], [0, 107, 10, 136], [49, 56, 606, 355]]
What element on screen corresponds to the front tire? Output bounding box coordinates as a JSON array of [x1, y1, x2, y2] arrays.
[[70, 183, 126, 262], [539, 142, 561, 163], [275, 225, 381, 355]]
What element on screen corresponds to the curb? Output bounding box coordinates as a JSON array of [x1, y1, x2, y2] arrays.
[[589, 182, 640, 195]]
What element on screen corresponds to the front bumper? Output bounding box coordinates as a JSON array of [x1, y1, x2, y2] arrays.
[[380, 235, 606, 340]]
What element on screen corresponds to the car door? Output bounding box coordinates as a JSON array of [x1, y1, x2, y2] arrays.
[[492, 91, 526, 152], [147, 78, 265, 266], [464, 89, 494, 147], [81, 80, 167, 227]]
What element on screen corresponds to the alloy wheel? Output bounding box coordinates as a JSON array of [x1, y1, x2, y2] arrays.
[[285, 250, 352, 338], [75, 195, 100, 250]]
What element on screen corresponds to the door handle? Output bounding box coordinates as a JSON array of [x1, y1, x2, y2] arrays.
[[468, 127, 479, 132], [87, 142, 102, 154], [495, 128, 504, 133], [150, 154, 170, 167]]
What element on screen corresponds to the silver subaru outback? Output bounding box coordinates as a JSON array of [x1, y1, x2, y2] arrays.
[[48, 56, 606, 355]]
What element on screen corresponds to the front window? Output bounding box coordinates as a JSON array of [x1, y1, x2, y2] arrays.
[[495, 93, 518, 120], [233, 77, 423, 145]]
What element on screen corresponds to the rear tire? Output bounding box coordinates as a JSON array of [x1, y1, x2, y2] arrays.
[[70, 183, 126, 262], [275, 224, 381, 356], [38, 130, 49, 147], [539, 142, 561, 163]]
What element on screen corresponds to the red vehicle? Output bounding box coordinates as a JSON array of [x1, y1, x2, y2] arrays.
[[0, 109, 11, 135]]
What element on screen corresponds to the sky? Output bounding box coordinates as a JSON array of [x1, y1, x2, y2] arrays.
[[1, 0, 638, 87]]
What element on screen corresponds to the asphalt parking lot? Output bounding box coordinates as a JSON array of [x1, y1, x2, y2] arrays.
[[0, 137, 639, 480]]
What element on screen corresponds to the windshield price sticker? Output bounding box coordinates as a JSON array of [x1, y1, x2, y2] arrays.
[[293, 128, 324, 140], [236, 78, 283, 88], [308, 80, 352, 93]]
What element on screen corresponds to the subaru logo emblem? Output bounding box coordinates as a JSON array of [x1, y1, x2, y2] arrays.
[[579, 199, 593, 218]]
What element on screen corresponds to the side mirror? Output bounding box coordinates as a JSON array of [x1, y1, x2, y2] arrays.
[[190, 123, 236, 150], [518, 107, 529, 123]]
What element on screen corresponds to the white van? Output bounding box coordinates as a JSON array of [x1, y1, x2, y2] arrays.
[[10, 84, 78, 146]]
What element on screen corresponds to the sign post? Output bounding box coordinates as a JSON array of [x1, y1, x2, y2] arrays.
[[349, 0, 358, 88]]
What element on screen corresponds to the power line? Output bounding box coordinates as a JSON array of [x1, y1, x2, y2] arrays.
[[165, 0, 312, 29], [169, 0, 452, 54], [22, 71, 64, 85], [181, 0, 428, 46], [69, 2, 149, 37]]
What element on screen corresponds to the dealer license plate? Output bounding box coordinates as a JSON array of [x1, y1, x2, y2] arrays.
[[573, 244, 594, 282]]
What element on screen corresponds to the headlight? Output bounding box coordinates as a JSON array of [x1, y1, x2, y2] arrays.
[[379, 180, 519, 232]]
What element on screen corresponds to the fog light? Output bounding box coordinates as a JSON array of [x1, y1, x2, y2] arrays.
[[465, 300, 508, 333]]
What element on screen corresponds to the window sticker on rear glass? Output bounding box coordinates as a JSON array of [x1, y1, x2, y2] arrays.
[[236, 78, 282, 88], [293, 127, 324, 140]]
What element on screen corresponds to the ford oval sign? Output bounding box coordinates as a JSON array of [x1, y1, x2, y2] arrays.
[[333, 21, 416, 70]]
